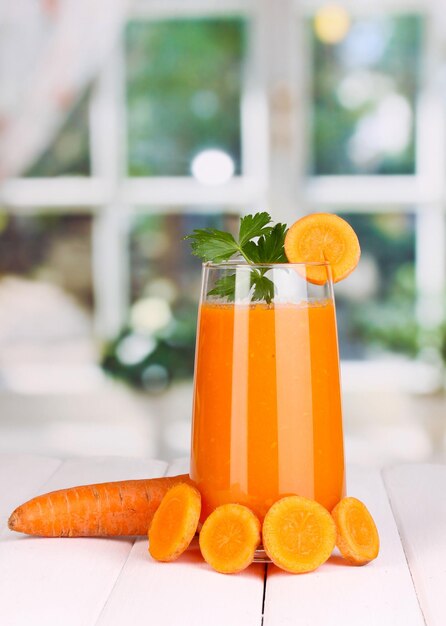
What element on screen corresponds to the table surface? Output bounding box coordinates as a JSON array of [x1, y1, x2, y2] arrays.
[[0, 455, 444, 626]]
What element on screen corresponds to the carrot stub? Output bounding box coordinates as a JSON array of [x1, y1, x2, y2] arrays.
[[331, 497, 380, 565], [149, 483, 201, 562], [199, 504, 261, 574], [284, 213, 361, 284], [262, 495, 336, 574], [8, 474, 192, 537]]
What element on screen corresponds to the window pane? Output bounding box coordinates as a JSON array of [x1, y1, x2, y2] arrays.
[[310, 13, 424, 175], [0, 212, 94, 373], [126, 19, 245, 176], [103, 211, 238, 391], [335, 212, 416, 359], [24, 92, 91, 177]]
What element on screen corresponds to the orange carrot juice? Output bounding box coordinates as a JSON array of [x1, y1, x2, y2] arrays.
[[190, 299, 345, 521]]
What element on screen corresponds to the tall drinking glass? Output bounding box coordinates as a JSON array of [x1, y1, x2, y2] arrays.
[[190, 261, 345, 523]]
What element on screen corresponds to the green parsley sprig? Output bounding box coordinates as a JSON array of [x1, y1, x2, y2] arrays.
[[185, 212, 288, 302]]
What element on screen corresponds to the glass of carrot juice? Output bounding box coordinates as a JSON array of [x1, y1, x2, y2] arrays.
[[190, 261, 345, 525]]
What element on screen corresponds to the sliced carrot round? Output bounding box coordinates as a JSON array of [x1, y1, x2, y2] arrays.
[[284, 213, 360, 284], [199, 503, 261, 574], [148, 482, 201, 562], [331, 497, 379, 565], [262, 495, 336, 574]]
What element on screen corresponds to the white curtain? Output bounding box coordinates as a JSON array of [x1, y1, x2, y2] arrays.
[[0, 0, 129, 180]]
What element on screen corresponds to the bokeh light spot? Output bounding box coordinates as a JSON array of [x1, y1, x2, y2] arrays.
[[314, 4, 351, 45], [191, 149, 235, 186]]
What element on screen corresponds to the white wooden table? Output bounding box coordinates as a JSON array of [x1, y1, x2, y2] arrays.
[[0, 455, 444, 626]]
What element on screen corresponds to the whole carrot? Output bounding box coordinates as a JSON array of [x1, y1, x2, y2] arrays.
[[8, 474, 192, 537]]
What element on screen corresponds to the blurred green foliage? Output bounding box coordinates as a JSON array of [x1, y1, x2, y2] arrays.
[[126, 18, 245, 176], [336, 213, 417, 359], [311, 15, 423, 175], [102, 298, 197, 392], [345, 213, 415, 294], [101, 213, 235, 389], [350, 263, 420, 357]]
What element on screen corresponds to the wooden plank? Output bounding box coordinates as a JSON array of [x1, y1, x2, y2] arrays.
[[165, 456, 190, 477], [97, 537, 265, 626], [35, 456, 168, 491], [383, 463, 446, 626], [0, 453, 62, 517], [0, 456, 168, 626], [0, 454, 62, 535], [96, 459, 265, 626], [263, 466, 425, 626]]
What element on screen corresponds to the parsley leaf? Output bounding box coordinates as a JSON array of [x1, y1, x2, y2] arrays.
[[241, 240, 261, 263], [184, 228, 239, 263], [185, 212, 289, 302], [207, 274, 236, 300], [251, 272, 275, 302], [246, 223, 288, 264], [238, 212, 272, 246]]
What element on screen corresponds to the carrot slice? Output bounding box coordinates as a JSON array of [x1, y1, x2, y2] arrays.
[[199, 504, 261, 574], [148, 483, 201, 562], [284, 213, 360, 284], [331, 497, 379, 565], [262, 495, 336, 573]]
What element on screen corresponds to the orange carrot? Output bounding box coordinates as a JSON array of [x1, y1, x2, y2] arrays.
[[262, 495, 336, 573], [284, 213, 361, 284], [199, 504, 261, 574], [331, 497, 380, 565], [8, 474, 192, 537], [149, 483, 201, 562]]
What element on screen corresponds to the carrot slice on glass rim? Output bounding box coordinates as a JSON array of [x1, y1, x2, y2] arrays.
[[262, 495, 336, 574], [284, 213, 360, 284], [148, 482, 201, 562], [331, 497, 380, 566]]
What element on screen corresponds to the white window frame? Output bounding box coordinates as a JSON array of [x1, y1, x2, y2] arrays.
[[0, 0, 444, 389]]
